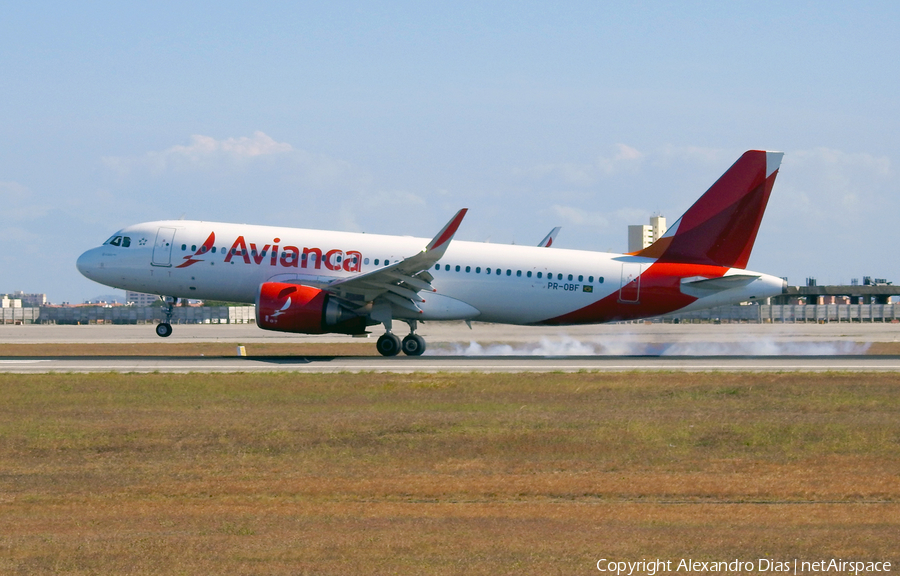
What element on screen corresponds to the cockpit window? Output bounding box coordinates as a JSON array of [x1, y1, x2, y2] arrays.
[[103, 234, 132, 247]]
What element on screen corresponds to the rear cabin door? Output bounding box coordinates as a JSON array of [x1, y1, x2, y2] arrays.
[[618, 263, 642, 303], [151, 227, 177, 267]]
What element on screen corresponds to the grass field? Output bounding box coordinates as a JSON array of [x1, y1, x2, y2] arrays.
[[1, 372, 898, 574]]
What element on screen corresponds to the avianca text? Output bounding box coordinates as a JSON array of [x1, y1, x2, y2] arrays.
[[223, 235, 362, 272]]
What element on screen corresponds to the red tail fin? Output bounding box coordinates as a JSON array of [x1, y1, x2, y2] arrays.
[[636, 150, 782, 269]]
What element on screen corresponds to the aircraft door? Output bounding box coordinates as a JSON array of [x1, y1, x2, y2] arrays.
[[151, 227, 177, 267], [618, 262, 642, 303]]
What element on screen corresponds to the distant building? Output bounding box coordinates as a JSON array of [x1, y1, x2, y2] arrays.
[[126, 291, 162, 307], [3, 291, 47, 306], [1, 297, 22, 308], [628, 215, 667, 252]]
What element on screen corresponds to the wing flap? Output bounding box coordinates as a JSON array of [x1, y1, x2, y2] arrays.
[[326, 209, 467, 315]]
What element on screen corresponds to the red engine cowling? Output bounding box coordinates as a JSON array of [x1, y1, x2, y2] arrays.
[[256, 282, 366, 335]]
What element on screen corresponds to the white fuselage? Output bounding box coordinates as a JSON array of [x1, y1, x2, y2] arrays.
[[77, 220, 785, 325]]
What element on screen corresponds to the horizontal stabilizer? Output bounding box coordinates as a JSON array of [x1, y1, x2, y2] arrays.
[[680, 274, 759, 298]]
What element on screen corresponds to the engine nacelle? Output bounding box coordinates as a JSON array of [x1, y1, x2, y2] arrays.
[[256, 282, 366, 335]]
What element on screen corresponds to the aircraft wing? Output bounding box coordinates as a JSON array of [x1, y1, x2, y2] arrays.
[[325, 209, 468, 314], [537, 226, 561, 247]]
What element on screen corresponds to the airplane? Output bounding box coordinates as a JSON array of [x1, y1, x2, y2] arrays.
[[77, 149, 786, 356]]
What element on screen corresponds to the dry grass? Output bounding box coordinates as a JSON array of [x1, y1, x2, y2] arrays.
[[1, 372, 898, 574], [867, 341, 900, 355]]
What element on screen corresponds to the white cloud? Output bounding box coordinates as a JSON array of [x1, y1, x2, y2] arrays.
[[100, 132, 364, 190], [521, 143, 645, 186], [776, 147, 893, 222], [597, 143, 644, 175], [0, 181, 49, 222], [550, 204, 610, 228]]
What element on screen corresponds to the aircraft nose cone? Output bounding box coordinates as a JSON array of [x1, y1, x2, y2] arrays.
[[76, 247, 101, 278]]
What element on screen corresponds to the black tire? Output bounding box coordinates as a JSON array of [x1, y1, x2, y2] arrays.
[[401, 334, 426, 356], [376, 333, 401, 357], [155, 322, 173, 338]]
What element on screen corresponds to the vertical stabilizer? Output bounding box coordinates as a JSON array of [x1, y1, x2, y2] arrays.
[[635, 150, 782, 269]]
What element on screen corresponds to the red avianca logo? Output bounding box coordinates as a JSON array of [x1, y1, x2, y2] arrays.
[[176, 232, 363, 272], [223, 235, 362, 272], [176, 232, 216, 268]]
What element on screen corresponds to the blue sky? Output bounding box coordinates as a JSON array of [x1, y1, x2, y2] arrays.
[[2, 2, 898, 303]]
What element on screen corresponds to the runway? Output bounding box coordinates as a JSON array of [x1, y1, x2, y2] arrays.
[[2, 354, 900, 373], [2, 322, 899, 373]]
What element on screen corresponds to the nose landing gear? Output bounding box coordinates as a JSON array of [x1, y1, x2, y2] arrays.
[[156, 296, 177, 338]]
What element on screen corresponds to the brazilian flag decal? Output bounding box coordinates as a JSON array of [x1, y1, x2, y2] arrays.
[[583, 285, 593, 293]]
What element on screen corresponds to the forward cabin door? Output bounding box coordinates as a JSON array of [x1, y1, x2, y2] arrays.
[[151, 227, 177, 267], [618, 262, 642, 303]]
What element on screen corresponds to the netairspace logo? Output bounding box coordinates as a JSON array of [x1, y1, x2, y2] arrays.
[[595, 558, 892, 575], [427, 335, 871, 356]]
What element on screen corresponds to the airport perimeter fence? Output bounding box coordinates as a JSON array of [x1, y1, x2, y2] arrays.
[[3, 303, 899, 326], [661, 303, 900, 323], [0, 307, 40, 325], [23, 306, 258, 325]]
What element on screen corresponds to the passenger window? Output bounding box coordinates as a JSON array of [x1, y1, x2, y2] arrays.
[[191, 245, 197, 252], [599, 277, 604, 283], [506, 269, 511, 276], [445, 264, 450, 271], [537, 272, 542, 279], [568, 274, 573, 281], [476, 267, 481, 274], [496, 269, 501, 275], [557, 274, 563, 280], [465, 266, 471, 273], [455, 265, 460, 272], [527, 271, 532, 278], [589, 276, 594, 283], [516, 270, 521, 277], [181, 244, 187, 251], [374, 259, 379, 265], [434, 264, 439, 270], [486, 268, 491, 274], [211, 247, 216, 253], [578, 275, 583, 282]]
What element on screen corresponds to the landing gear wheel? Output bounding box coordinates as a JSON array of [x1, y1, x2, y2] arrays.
[[401, 334, 426, 356], [376, 333, 401, 357], [155, 322, 173, 338]]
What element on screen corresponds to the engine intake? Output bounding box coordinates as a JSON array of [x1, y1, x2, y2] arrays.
[[256, 282, 366, 335]]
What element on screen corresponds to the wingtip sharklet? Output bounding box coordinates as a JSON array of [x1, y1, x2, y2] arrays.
[[426, 208, 468, 252]]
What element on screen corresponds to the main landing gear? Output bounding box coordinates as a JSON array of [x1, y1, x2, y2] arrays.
[[156, 296, 176, 338], [376, 319, 426, 357]]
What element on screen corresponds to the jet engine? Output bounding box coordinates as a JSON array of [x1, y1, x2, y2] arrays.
[[256, 282, 366, 335]]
